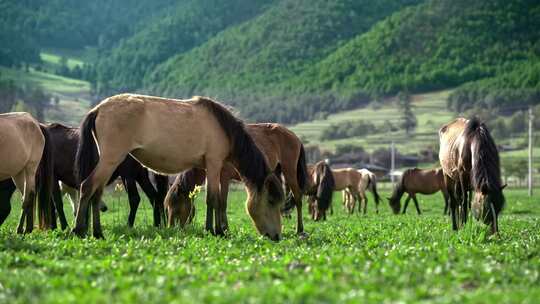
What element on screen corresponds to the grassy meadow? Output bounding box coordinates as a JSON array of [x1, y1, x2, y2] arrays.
[[1, 187, 539, 303]]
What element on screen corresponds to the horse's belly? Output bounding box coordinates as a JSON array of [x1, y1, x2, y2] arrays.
[[130, 148, 203, 175]]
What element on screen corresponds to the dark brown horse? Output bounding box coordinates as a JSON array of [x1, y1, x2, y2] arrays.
[[388, 168, 449, 215], [0, 123, 169, 230], [74, 94, 284, 240], [305, 161, 335, 221], [164, 168, 206, 227], [439, 117, 505, 233], [164, 123, 308, 235]]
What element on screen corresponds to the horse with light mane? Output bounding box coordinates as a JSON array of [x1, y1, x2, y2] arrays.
[[439, 117, 505, 233], [388, 168, 449, 215], [342, 169, 381, 214], [164, 123, 309, 235], [0, 112, 54, 233], [74, 94, 284, 240]]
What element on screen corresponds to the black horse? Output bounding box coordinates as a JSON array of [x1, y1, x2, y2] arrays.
[[0, 123, 169, 229]]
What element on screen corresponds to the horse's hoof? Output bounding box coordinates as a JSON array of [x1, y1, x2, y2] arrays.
[[16, 226, 24, 234], [93, 231, 105, 239]]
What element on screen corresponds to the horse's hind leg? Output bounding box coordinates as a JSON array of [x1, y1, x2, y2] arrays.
[[282, 168, 304, 234], [123, 178, 140, 228], [91, 187, 104, 239], [52, 181, 69, 230], [412, 194, 422, 215], [14, 170, 36, 234], [74, 154, 126, 238]]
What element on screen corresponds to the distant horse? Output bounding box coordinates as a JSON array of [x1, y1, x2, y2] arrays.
[[0, 112, 54, 233], [343, 169, 381, 214], [74, 94, 284, 240], [164, 123, 309, 235], [0, 123, 169, 229], [311, 167, 380, 217], [439, 117, 505, 233], [306, 161, 335, 221], [388, 168, 449, 215]]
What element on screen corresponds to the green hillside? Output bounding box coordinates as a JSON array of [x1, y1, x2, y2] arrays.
[[94, 0, 274, 95], [147, 0, 421, 99]]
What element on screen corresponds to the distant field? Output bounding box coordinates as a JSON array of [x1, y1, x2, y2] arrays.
[[0, 188, 539, 303], [41, 51, 85, 70], [291, 90, 455, 153], [0, 61, 92, 126]]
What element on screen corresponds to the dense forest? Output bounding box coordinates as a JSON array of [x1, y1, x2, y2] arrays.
[[1, 0, 539, 123]]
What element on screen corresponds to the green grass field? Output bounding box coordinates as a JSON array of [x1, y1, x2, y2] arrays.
[[1, 188, 539, 303]]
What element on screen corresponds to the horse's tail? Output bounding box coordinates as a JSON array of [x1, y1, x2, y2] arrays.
[[367, 174, 381, 205], [296, 144, 309, 192], [195, 97, 280, 198], [464, 117, 505, 214], [315, 162, 334, 213], [75, 111, 99, 185], [36, 124, 54, 229]]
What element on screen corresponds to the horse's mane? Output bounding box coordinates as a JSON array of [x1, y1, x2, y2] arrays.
[[465, 118, 502, 192], [194, 97, 274, 194], [314, 161, 334, 212], [464, 117, 505, 211]]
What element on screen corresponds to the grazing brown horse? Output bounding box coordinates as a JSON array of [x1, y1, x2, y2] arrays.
[[164, 168, 205, 227], [439, 117, 505, 233], [343, 169, 381, 214], [306, 161, 335, 221], [74, 94, 284, 240], [164, 123, 309, 234], [0, 112, 54, 233], [388, 168, 449, 215]]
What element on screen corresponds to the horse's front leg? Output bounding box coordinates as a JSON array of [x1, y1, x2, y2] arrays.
[[206, 165, 223, 236], [219, 177, 230, 232], [402, 195, 411, 214]]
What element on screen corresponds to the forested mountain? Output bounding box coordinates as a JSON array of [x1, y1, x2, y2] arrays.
[[1, 0, 539, 123], [94, 0, 275, 95]]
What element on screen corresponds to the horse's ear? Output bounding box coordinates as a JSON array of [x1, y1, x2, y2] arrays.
[[501, 184, 507, 190], [265, 174, 284, 204]]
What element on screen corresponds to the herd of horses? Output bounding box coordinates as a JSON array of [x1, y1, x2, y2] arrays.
[[0, 93, 505, 240]]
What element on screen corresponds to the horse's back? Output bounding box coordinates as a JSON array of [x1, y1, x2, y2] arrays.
[[438, 118, 468, 178], [93, 94, 229, 174]]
